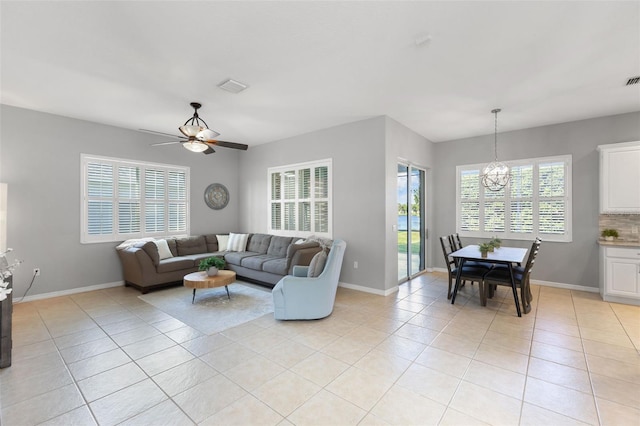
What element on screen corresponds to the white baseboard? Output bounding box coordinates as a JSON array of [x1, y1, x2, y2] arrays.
[[339, 282, 399, 296], [14, 281, 124, 303]]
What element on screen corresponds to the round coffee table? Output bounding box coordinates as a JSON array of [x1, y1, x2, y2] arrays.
[[183, 270, 237, 304]]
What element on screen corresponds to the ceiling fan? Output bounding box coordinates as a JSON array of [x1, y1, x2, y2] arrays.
[[140, 102, 248, 154]]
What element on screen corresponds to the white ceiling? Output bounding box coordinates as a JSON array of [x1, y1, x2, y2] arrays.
[[1, 1, 639, 146]]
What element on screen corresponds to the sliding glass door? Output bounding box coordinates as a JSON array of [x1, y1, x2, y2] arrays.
[[397, 163, 426, 281]]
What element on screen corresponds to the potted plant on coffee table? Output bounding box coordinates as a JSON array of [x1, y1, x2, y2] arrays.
[[199, 256, 226, 276]]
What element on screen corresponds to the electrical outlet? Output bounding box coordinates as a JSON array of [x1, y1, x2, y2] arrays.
[[33, 268, 40, 276], [632, 225, 639, 234], [354, 261, 358, 269]]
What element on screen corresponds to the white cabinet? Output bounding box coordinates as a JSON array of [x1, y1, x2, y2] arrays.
[[598, 141, 640, 214], [600, 246, 640, 305]]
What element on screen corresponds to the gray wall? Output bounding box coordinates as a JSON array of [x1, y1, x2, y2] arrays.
[[0, 105, 241, 297], [433, 111, 640, 288], [238, 117, 388, 291]]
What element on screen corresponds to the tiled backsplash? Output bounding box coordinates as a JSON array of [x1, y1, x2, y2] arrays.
[[599, 214, 640, 241]]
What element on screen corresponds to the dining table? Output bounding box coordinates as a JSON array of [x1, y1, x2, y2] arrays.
[[450, 244, 530, 315]]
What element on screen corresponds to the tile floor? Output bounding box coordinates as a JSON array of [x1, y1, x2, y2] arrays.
[[1, 272, 639, 425]]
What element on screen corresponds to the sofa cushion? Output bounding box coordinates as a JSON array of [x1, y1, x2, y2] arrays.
[[203, 234, 219, 252], [227, 233, 249, 252], [241, 254, 278, 270], [166, 238, 178, 257], [224, 251, 260, 266], [263, 258, 288, 275], [267, 236, 293, 257], [307, 250, 327, 277], [155, 239, 174, 260], [247, 233, 271, 254], [176, 236, 207, 256], [181, 253, 226, 265], [156, 257, 195, 273], [141, 241, 160, 265]]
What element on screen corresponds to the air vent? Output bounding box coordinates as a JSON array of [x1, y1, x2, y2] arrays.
[[626, 76, 640, 86], [218, 79, 249, 93]]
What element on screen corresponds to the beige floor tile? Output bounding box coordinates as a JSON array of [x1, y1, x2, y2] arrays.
[[290, 352, 349, 387], [463, 360, 526, 398], [414, 346, 472, 379], [287, 389, 366, 426], [173, 374, 246, 423], [527, 357, 592, 393], [224, 355, 286, 391], [394, 323, 440, 345], [152, 358, 218, 396], [407, 312, 450, 331], [221, 321, 264, 341], [0, 366, 74, 408], [59, 336, 118, 364], [200, 341, 258, 372], [67, 348, 131, 381], [180, 333, 233, 357], [353, 349, 411, 382], [396, 363, 460, 405], [1, 383, 85, 425], [582, 339, 640, 364], [370, 384, 447, 425], [100, 317, 148, 335], [39, 405, 98, 426], [581, 326, 635, 348], [357, 413, 392, 425], [121, 334, 177, 360], [530, 340, 587, 370], [320, 336, 373, 364], [524, 377, 598, 424], [449, 381, 521, 425], [586, 353, 640, 384], [119, 399, 195, 426], [473, 343, 530, 374], [200, 394, 283, 426], [481, 329, 532, 354], [164, 325, 205, 343], [2, 351, 66, 381], [261, 338, 315, 368], [77, 362, 147, 402], [519, 402, 590, 425], [89, 379, 167, 426], [326, 366, 394, 410], [253, 371, 321, 417], [533, 328, 584, 352], [591, 373, 640, 408], [236, 328, 289, 353], [11, 339, 57, 361], [344, 325, 390, 346], [375, 334, 427, 360], [596, 397, 640, 426], [439, 408, 490, 425], [136, 345, 195, 376], [110, 324, 161, 347], [152, 317, 187, 333], [53, 327, 108, 350], [431, 333, 481, 358]]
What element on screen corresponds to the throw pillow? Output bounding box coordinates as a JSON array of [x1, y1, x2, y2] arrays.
[[227, 233, 249, 252], [216, 234, 229, 251], [154, 239, 173, 260], [307, 250, 327, 278], [294, 238, 306, 244]]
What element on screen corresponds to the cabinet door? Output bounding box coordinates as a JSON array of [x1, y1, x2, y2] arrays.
[[600, 145, 640, 213], [606, 257, 639, 297]]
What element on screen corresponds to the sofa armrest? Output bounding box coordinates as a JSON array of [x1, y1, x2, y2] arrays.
[[286, 242, 322, 274], [292, 265, 309, 277], [116, 246, 158, 285]]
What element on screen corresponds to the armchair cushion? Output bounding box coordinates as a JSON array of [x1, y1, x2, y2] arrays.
[[307, 251, 327, 277]]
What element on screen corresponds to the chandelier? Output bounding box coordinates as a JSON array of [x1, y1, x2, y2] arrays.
[[481, 108, 511, 191]]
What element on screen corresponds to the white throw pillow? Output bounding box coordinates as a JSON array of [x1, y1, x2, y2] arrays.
[[154, 239, 173, 260], [216, 234, 229, 251], [294, 238, 306, 244], [227, 233, 249, 252], [307, 250, 327, 278]]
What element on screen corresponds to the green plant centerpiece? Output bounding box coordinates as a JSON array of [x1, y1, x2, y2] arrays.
[[478, 242, 492, 258], [490, 237, 502, 249], [199, 256, 226, 276], [601, 229, 619, 241]]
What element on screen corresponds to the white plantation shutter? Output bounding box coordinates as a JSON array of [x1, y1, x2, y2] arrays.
[[268, 159, 332, 237], [457, 155, 571, 242], [81, 154, 189, 243]]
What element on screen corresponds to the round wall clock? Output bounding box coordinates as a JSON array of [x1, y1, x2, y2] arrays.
[[204, 183, 229, 210]]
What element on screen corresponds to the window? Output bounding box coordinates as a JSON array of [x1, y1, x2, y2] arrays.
[[456, 155, 572, 242], [268, 159, 332, 237], [81, 154, 189, 243]]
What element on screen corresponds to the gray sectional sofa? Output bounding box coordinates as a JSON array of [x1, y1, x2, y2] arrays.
[[116, 233, 323, 293]]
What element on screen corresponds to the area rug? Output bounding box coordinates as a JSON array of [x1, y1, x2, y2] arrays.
[[138, 281, 274, 335]]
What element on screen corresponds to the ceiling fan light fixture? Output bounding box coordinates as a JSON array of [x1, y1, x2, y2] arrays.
[[197, 128, 220, 141], [179, 124, 203, 138], [183, 140, 209, 153]]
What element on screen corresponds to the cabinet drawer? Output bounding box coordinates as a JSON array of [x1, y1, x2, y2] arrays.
[[606, 247, 640, 259]]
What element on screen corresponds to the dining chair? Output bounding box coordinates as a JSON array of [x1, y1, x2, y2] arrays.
[[440, 235, 491, 300], [483, 238, 541, 316]]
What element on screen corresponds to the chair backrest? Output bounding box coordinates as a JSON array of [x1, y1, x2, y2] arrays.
[[318, 239, 347, 301], [440, 235, 457, 273], [522, 238, 541, 278], [450, 233, 463, 250]]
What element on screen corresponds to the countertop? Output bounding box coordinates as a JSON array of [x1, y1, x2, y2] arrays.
[[597, 239, 640, 248]]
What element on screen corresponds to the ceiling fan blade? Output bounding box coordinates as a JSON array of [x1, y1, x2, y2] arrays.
[[202, 147, 215, 155], [151, 141, 182, 146], [210, 140, 249, 151], [139, 128, 185, 139]]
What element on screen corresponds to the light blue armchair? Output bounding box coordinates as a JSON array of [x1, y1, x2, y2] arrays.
[[272, 239, 346, 320]]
